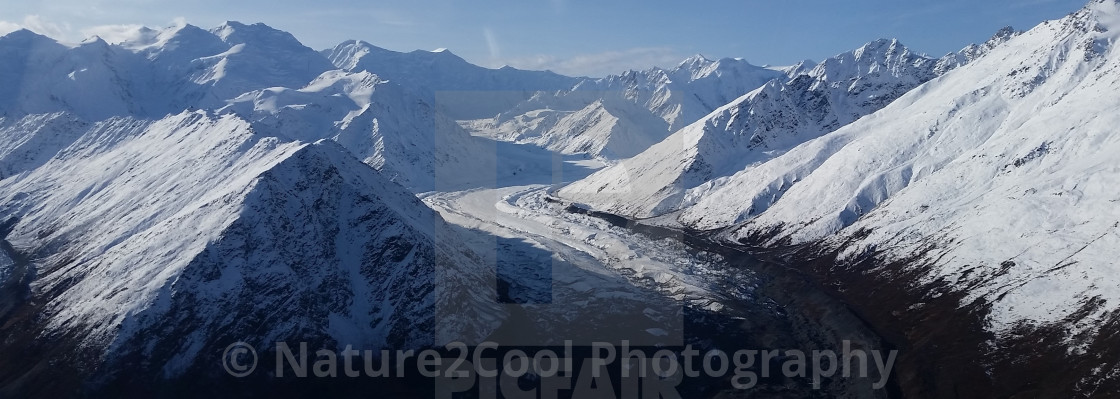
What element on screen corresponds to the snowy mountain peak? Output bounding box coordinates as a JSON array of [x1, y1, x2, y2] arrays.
[[79, 35, 108, 46], [1081, 0, 1120, 32], [464, 47, 786, 157], [324, 39, 371, 71], [0, 28, 58, 47], [849, 38, 919, 66], [669, 54, 773, 82], [210, 20, 312, 49], [324, 39, 579, 119], [326, 40, 473, 72], [808, 38, 937, 86], [778, 59, 819, 77], [991, 25, 1018, 41], [117, 22, 226, 55], [979, 26, 1022, 50], [212, 20, 261, 40], [655, 0, 1120, 350], [935, 26, 1022, 74], [403, 46, 473, 67], [1087, 0, 1120, 13], [559, 37, 951, 219], [416, 46, 462, 58], [676, 53, 713, 69], [0, 111, 502, 384], [211, 20, 242, 41], [855, 38, 901, 53]]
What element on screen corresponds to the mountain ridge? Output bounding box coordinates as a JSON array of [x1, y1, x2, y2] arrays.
[[558, 37, 957, 218]]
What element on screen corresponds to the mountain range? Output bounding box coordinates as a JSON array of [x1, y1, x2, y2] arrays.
[[1, 1, 1119, 396]]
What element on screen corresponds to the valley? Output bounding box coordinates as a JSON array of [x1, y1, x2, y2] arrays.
[[425, 178, 894, 397], [1, 2, 1119, 397]]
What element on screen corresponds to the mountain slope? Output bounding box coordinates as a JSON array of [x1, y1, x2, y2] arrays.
[[0, 112, 501, 391], [559, 38, 956, 218], [0, 25, 503, 193], [463, 55, 785, 159], [0, 31, 137, 120], [463, 54, 788, 160], [657, 0, 1120, 354], [0, 22, 336, 120], [325, 40, 579, 119], [119, 21, 336, 113], [0, 112, 88, 179], [221, 69, 494, 191], [460, 94, 672, 159]]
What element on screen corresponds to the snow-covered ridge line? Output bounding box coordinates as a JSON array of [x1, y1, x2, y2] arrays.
[[324, 40, 581, 120], [0, 110, 502, 380], [556, 0, 1120, 359], [678, 0, 1120, 345], [461, 53, 788, 159], [557, 33, 983, 219]]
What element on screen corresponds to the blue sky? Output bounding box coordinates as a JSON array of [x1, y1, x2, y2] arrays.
[[0, 0, 1091, 77]]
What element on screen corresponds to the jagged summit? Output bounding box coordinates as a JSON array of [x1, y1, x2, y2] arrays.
[[777, 59, 819, 76], [935, 26, 1022, 74], [675, 53, 713, 70], [811, 38, 937, 84], [992, 25, 1018, 40]]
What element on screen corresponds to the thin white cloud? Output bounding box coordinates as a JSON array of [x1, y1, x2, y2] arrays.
[[20, 15, 69, 39], [494, 47, 686, 77], [0, 15, 71, 40], [483, 27, 500, 60], [0, 21, 21, 36], [81, 24, 145, 43]]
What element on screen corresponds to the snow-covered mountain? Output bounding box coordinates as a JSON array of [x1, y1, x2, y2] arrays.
[[462, 55, 786, 159], [0, 22, 339, 120], [2, 4, 1118, 395], [325, 40, 580, 120], [559, 37, 967, 217], [0, 111, 502, 387], [0, 23, 531, 192], [460, 92, 673, 159], [220, 68, 497, 191], [932, 26, 1021, 75], [710, 0, 1120, 338], [0, 22, 526, 392], [563, 0, 1120, 375], [0, 30, 138, 120]]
